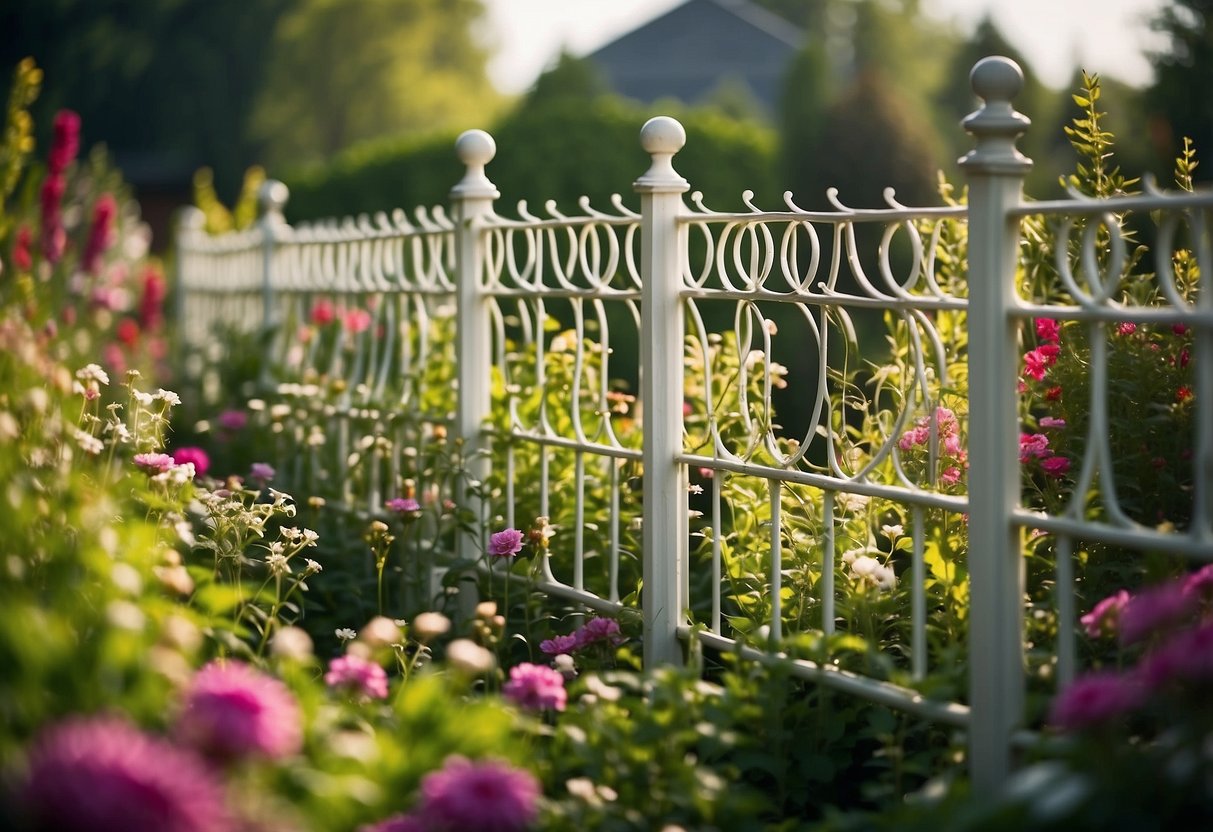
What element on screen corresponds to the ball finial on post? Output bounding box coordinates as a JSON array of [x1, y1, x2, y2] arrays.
[[258, 179, 290, 218], [635, 116, 689, 193], [960, 56, 1032, 173], [451, 129, 499, 199]]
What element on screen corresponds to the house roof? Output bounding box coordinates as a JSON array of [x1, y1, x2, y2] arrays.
[[586, 0, 807, 116]]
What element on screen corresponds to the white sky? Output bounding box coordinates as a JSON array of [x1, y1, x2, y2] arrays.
[[479, 0, 1172, 94]]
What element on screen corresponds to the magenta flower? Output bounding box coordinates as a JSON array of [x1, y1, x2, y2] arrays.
[[1023, 347, 1057, 381], [418, 756, 540, 832], [1040, 456, 1071, 477], [172, 447, 210, 479], [385, 497, 421, 514], [134, 452, 176, 474], [82, 193, 117, 275], [1038, 417, 1066, 429], [344, 308, 373, 334], [538, 633, 579, 656], [358, 815, 427, 832], [47, 109, 81, 175], [502, 662, 567, 711], [1018, 433, 1050, 463], [20, 716, 232, 832], [488, 528, 524, 557], [1139, 622, 1213, 688], [575, 616, 623, 648], [1080, 589, 1130, 638], [248, 462, 276, 484], [325, 655, 390, 700], [216, 409, 248, 432], [1049, 670, 1146, 731], [1115, 322, 1138, 336], [1183, 564, 1213, 600], [1118, 581, 1196, 646], [175, 660, 302, 762], [1034, 317, 1061, 343], [939, 466, 962, 486]]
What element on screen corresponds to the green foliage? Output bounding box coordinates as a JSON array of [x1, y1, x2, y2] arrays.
[[1146, 0, 1213, 182]]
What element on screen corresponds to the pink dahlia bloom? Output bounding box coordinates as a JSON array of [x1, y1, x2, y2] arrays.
[[1049, 670, 1146, 732], [20, 715, 232, 832], [325, 655, 390, 700], [358, 815, 427, 832], [419, 756, 540, 832], [176, 660, 302, 761], [488, 527, 524, 557], [171, 447, 210, 479], [1034, 317, 1061, 343], [502, 662, 567, 711]]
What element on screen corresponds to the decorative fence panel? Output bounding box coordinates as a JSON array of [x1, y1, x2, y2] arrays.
[[176, 57, 1213, 795]]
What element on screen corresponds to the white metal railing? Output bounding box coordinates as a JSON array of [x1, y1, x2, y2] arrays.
[[176, 57, 1213, 795]]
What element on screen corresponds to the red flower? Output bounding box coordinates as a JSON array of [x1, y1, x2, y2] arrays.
[[1177, 386, 1193, 403], [116, 317, 140, 346], [47, 109, 81, 175], [139, 266, 167, 330], [12, 225, 33, 270], [83, 194, 118, 275]]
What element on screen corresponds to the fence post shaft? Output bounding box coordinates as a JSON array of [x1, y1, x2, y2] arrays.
[[173, 206, 206, 368], [635, 117, 690, 667], [450, 130, 499, 567], [257, 180, 289, 389], [960, 56, 1032, 795]]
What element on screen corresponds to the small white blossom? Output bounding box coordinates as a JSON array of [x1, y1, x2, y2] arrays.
[[154, 389, 181, 406], [265, 553, 291, 576], [73, 428, 104, 455], [76, 364, 110, 385], [335, 628, 357, 641], [303, 559, 322, 574]]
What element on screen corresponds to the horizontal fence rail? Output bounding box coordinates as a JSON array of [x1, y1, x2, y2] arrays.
[[176, 57, 1213, 796]]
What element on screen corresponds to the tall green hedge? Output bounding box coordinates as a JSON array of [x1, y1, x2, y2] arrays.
[[283, 96, 778, 222]]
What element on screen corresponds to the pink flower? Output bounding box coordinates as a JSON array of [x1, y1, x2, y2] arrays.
[[249, 462, 275, 483], [1080, 589, 1130, 638], [418, 756, 540, 832], [1038, 417, 1066, 429], [134, 452, 176, 474], [20, 716, 233, 832], [1172, 323, 1189, 336], [575, 616, 623, 648], [172, 447, 210, 479], [939, 466, 962, 486], [1041, 456, 1070, 477], [539, 633, 579, 656], [82, 194, 117, 275], [385, 497, 421, 514], [488, 528, 524, 557], [502, 662, 567, 711], [176, 660, 302, 761], [1115, 322, 1137, 336], [1019, 433, 1050, 462], [344, 308, 372, 334], [40, 173, 67, 263], [306, 300, 333, 326], [1034, 317, 1061, 343], [1049, 670, 1145, 731], [1023, 348, 1055, 381], [1118, 581, 1196, 646], [216, 409, 248, 432], [358, 815, 427, 832], [325, 655, 389, 700]]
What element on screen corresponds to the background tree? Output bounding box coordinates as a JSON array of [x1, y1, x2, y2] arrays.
[[1146, 0, 1213, 181], [250, 0, 502, 170]]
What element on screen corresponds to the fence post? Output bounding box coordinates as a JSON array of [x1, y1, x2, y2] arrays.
[[959, 56, 1032, 794], [635, 117, 690, 666], [450, 130, 499, 567], [257, 179, 289, 389], [173, 206, 206, 367]]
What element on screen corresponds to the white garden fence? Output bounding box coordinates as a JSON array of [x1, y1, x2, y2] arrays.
[[176, 57, 1213, 795]]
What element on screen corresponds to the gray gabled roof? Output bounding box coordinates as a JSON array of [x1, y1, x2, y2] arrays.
[[586, 0, 808, 115]]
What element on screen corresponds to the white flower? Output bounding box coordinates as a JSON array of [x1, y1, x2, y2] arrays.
[[335, 628, 357, 641], [132, 390, 155, 406], [360, 615, 402, 648], [271, 626, 314, 661], [835, 492, 870, 513], [411, 611, 451, 640], [849, 554, 897, 591], [73, 428, 104, 455], [76, 363, 110, 385], [154, 388, 181, 406], [303, 558, 322, 574], [265, 553, 291, 576], [881, 524, 904, 539]]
